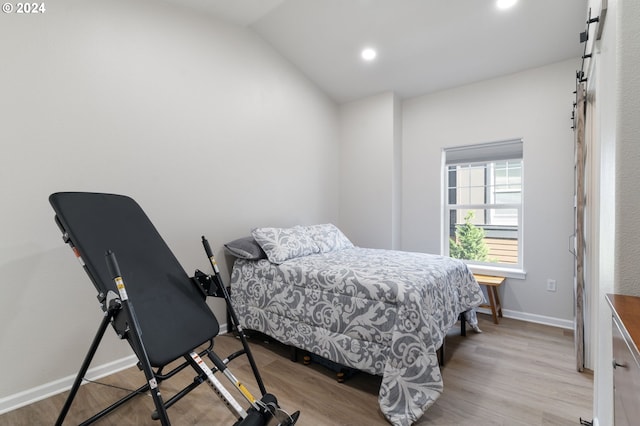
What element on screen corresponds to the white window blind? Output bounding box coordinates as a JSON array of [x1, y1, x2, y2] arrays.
[[444, 139, 523, 165]]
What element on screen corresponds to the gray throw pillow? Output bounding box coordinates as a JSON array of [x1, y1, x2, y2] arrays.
[[224, 236, 267, 260]]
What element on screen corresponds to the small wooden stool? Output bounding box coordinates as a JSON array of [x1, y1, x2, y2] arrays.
[[473, 274, 505, 324]]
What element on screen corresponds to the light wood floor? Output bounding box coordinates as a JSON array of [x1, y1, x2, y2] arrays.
[[0, 315, 593, 425]]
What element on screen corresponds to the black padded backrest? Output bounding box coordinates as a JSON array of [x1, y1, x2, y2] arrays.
[[50, 192, 219, 367]]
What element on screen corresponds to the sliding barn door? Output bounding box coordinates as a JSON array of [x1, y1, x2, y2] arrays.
[[573, 83, 586, 372]]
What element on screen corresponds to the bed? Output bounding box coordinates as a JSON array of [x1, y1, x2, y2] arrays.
[[226, 224, 484, 426]]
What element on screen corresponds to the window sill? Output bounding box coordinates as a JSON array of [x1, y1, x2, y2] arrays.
[[467, 264, 526, 280]]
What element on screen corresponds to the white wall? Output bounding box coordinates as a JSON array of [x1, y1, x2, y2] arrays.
[[402, 59, 579, 324], [339, 92, 401, 249], [585, 0, 640, 423], [0, 0, 339, 410], [613, 0, 640, 296]]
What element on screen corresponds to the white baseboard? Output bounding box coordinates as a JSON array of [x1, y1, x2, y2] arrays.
[[0, 321, 230, 416], [476, 307, 574, 329], [0, 354, 138, 415]]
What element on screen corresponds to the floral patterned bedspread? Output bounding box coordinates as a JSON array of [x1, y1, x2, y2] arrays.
[[229, 247, 484, 425]]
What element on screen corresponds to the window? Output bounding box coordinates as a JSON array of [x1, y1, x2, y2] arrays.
[[443, 139, 524, 274]]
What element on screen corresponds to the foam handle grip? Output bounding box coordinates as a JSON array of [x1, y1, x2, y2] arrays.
[[105, 250, 121, 279], [201, 236, 213, 258]]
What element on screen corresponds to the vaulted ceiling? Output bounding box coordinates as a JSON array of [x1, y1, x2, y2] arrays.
[[162, 0, 588, 103]]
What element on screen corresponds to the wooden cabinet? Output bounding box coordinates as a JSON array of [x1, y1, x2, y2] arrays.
[[606, 294, 640, 426]]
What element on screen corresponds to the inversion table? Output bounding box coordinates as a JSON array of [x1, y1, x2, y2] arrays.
[[50, 192, 300, 426]]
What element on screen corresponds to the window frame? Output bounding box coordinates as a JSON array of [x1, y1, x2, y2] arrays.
[[442, 140, 526, 278]]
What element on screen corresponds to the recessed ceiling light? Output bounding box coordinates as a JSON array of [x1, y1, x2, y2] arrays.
[[361, 47, 377, 61], [496, 0, 517, 10]]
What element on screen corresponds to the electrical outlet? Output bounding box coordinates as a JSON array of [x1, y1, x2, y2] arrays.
[[547, 279, 557, 292]]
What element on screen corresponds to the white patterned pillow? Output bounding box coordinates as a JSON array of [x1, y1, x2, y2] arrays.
[[303, 224, 354, 253], [251, 226, 320, 264]]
